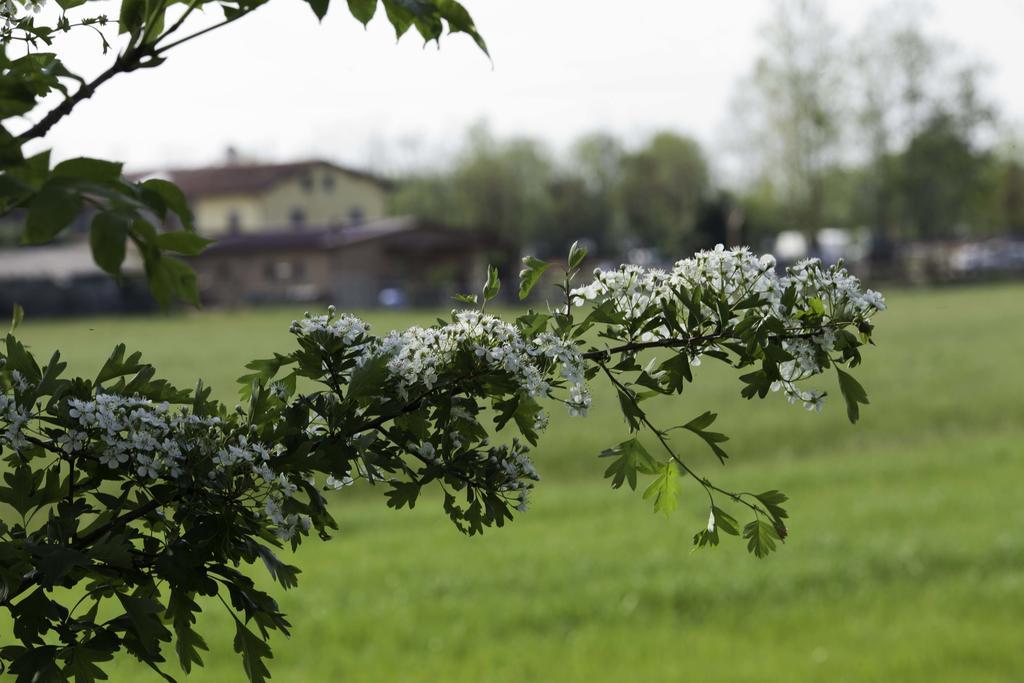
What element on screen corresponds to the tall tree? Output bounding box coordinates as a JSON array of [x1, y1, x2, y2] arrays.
[[563, 131, 625, 254], [729, 0, 844, 244], [852, 5, 998, 243], [618, 131, 709, 255], [896, 112, 988, 239], [852, 4, 937, 249], [390, 123, 554, 254]]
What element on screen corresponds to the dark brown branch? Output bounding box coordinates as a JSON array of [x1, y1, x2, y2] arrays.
[[17, 49, 151, 143], [581, 334, 722, 361], [595, 359, 769, 518], [580, 329, 822, 361], [18, 8, 249, 145], [0, 497, 163, 609], [74, 497, 162, 548]]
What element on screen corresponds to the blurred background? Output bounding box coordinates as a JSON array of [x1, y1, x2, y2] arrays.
[[4, 1, 1024, 681], [2, 0, 1024, 313]]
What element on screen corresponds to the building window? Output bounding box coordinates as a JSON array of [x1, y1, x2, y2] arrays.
[[262, 260, 304, 282], [300, 173, 314, 192], [227, 211, 241, 234], [323, 174, 335, 192], [348, 206, 364, 225], [289, 207, 306, 230]]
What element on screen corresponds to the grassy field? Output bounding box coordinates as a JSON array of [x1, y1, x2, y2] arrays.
[[7, 283, 1024, 682]]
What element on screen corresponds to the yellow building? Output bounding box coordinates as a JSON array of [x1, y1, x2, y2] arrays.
[[151, 159, 391, 235], [138, 159, 509, 308]]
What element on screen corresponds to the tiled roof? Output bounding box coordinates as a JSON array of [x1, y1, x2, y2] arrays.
[[133, 159, 391, 198], [196, 216, 503, 255]]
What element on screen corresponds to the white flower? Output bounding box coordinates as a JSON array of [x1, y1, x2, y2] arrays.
[[416, 441, 436, 461], [326, 474, 354, 489]]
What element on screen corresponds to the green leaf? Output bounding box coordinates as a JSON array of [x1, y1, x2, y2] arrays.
[[114, 593, 172, 659], [381, 0, 414, 38], [63, 644, 114, 683], [23, 182, 82, 244], [681, 411, 730, 464], [52, 157, 123, 183], [306, 0, 329, 20], [10, 302, 23, 333], [384, 480, 420, 510], [30, 544, 89, 586], [743, 519, 781, 558], [568, 239, 587, 270], [436, 0, 488, 55], [642, 461, 680, 516], [236, 354, 291, 394], [347, 353, 388, 400], [11, 588, 67, 644], [89, 211, 131, 275], [694, 507, 738, 550], [599, 437, 658, 490], [4, 335, 41, 381], [753, 490, 789, 531], [347, 0, 377, 24], [482, 264, 500, 302], [95, 343, 145, 384], [118, 0, 144, 37], [253, 544, 301, 590], [8, 645, 65, 683], [141, 178, 194, 230], [683, 410, 716, 431], [233, 618, 273, 683], [156, 230, 212, 256], [711, 506, 740, 536], [453, 293, 478, 306], [510, 393, 544, 446], [613, 385, 645, 432], [146, 255, 199, 307], [657, 353, 692, 393], [836, 367, 869, 423], [518, 256, 551, 300], [166, 591, 208, 674]]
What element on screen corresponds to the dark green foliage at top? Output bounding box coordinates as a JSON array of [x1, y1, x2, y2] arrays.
[[0, 0, 488, 307]]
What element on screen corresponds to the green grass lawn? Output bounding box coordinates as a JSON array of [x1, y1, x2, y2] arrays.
[[7, 283, 1024, 682]]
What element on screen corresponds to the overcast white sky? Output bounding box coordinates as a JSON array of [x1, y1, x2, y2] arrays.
[[21, 0, 1024, 174]]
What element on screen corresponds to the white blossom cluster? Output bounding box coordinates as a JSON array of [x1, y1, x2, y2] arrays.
[[574, 245, 884, 324], [288, 307, 592, 420], [487, 441, 539, 512], [572, 245, 886, 412], [783, 256, 886, 317], [263, 492, 312, 541], [289, 306, 369, 344], [572, 263, 672, 322], [368, 311, 591, 418], [61, 393, 308, 539], [0, 391, 31, 453], [68, 394, 198, 477], [532, 332, 591, 416], [0, 0, 44, 27]]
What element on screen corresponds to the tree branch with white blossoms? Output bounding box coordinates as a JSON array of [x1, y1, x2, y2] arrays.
[[0, 243, 884, 682]]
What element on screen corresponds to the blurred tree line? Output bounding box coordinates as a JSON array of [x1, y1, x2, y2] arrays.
[[390, 1, 1024, 261], [389, 123, 720, 259]]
